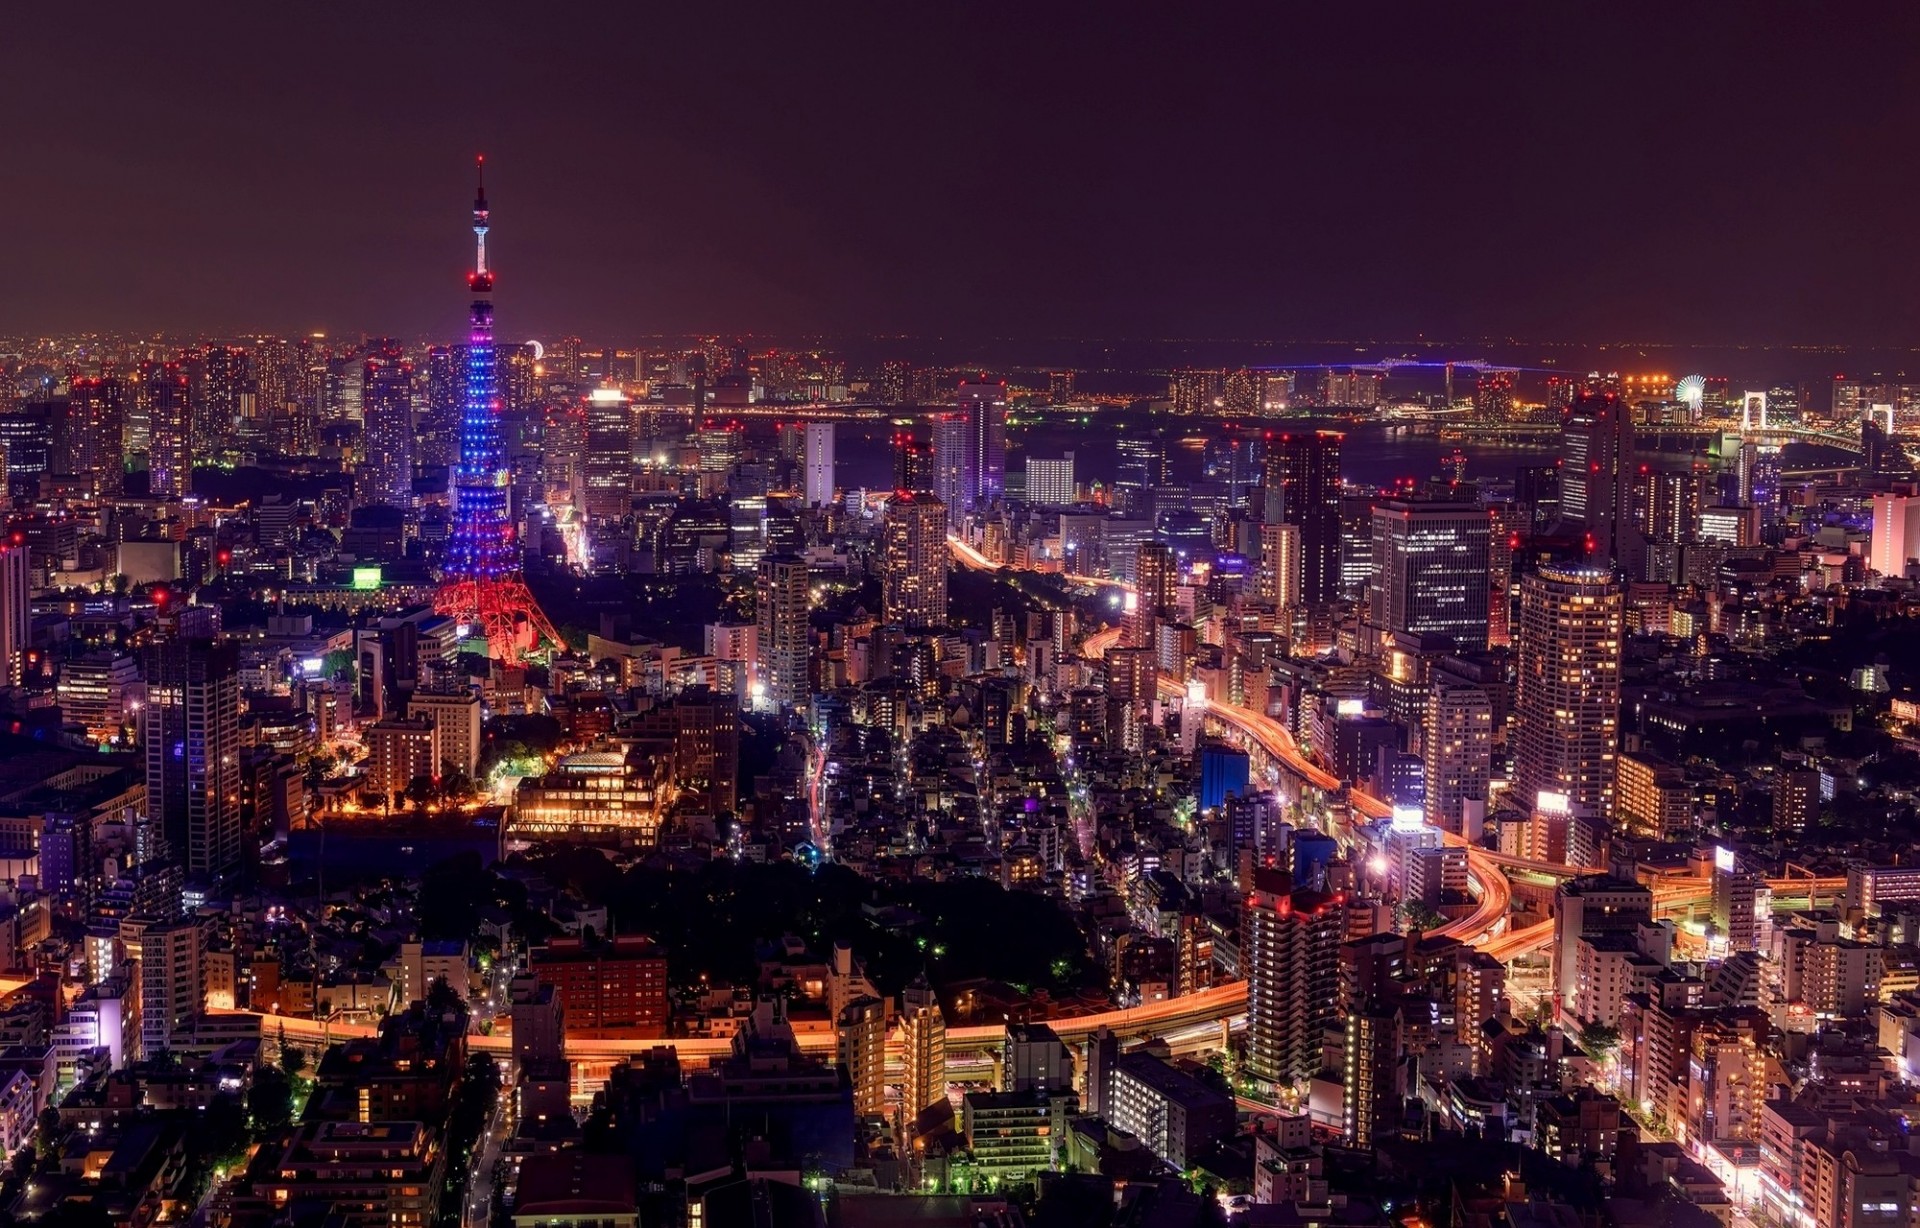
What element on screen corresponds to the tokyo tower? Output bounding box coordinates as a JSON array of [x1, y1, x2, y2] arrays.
[[435, 158, 562, 662]]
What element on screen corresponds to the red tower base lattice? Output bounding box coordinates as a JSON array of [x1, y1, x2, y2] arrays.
[[435, 577, 563, 664]]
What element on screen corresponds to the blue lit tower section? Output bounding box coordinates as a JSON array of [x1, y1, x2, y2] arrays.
[[435, 158, 561, 661]]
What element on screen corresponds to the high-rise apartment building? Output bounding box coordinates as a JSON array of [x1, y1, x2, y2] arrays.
[[141, 639, 243, 876], [1257, 522, 1302, 612], [901, 974, 946, 1120], [0, 542, 26, 690], [804, 421, 835, 508], [839, 996, 886, 1117], [1422, 674, 1492, 834], [882, 492, 947, 629], [755, 554, 811, 709], [1244, 869, 1342, 1090], [1552, 875, 1652, 1017], [63, 377, 123, 493], [361, 356, 414, 507], [1261, 432, 1343, 606], [1368, 499, 1492, 650], [138, 917, 206, 1060], [146, 363, 192, 496], [1514, 566, 1622, 824]]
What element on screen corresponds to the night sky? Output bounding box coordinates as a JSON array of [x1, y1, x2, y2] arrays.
[[3, 3, 1917, 346]]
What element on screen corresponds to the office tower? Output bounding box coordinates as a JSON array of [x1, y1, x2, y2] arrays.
[[1115, 432, 1166, 516], [138, 918, 206, 1060], [582, 388, 634, 521], [1487, 503, 1514, 648], [1258, 522, 1302, 611], [1560, 393, 1639, 577], [1244, 869, 1342, 1089], [900, 974, 947, 1119], [1025, 453, 1075, 506], [0, 400, 53, 494], [1367, 500, 1492, 650], [1125, 540, 1175, 648], [1515, 566, 1623, 825], [63, 376, 124, 492], [892, 427, 932, 493], [881, 492, 947, 628], [1871, 493, 1920, 578], [755, 554, 811, 709], [804, 421, 835, 508], [1261, 432, 1342, 606], [1552, 875, 1652, 1017], [957, 382, 1007, 512], [434, 160, 562, 661], [146, 362, 192, 496], [0, 541, 25, 689], [839, 995, 887, 1117], [142, 639, 243, 876], [1423, 674, 1492, 834], [361, 356, 414, 507]]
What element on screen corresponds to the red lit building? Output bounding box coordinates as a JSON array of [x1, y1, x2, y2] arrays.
[[529, 936, 669, 1038]]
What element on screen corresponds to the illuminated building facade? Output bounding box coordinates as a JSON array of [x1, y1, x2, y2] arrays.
[[881, 492, 947, 629], [1514, 566, 1622, 826]]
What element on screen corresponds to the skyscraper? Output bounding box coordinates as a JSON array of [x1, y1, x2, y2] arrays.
[[582, 388, 635, 521], [434, 159, 561, 661], [956, 380, 1008, 512], [63, 376, 124, 494], [361, 355, 414, 507], [1114, 432, 1166, 517], [1244, 869, 1342, 1089], [0, 540, 26, 690], [882, 492, 948, 629], [1367, 499, 1492, 651], [1257, 522, 1302, 612], [755, 554, 811, 710], [803, 421, 835, 508], [930, 411, 972, 528], [1261, 432, 1342, 606], [1422, 674, 1492, 834], [1560, 393, 1639, 577], [1514, 566, 1623, 825], [141, 638, 243, 876], [892, 427, 931, 494], [146, 362, 192, 496]]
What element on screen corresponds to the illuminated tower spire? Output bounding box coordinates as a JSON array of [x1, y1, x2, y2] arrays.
[[436, 157, 561, 661]]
